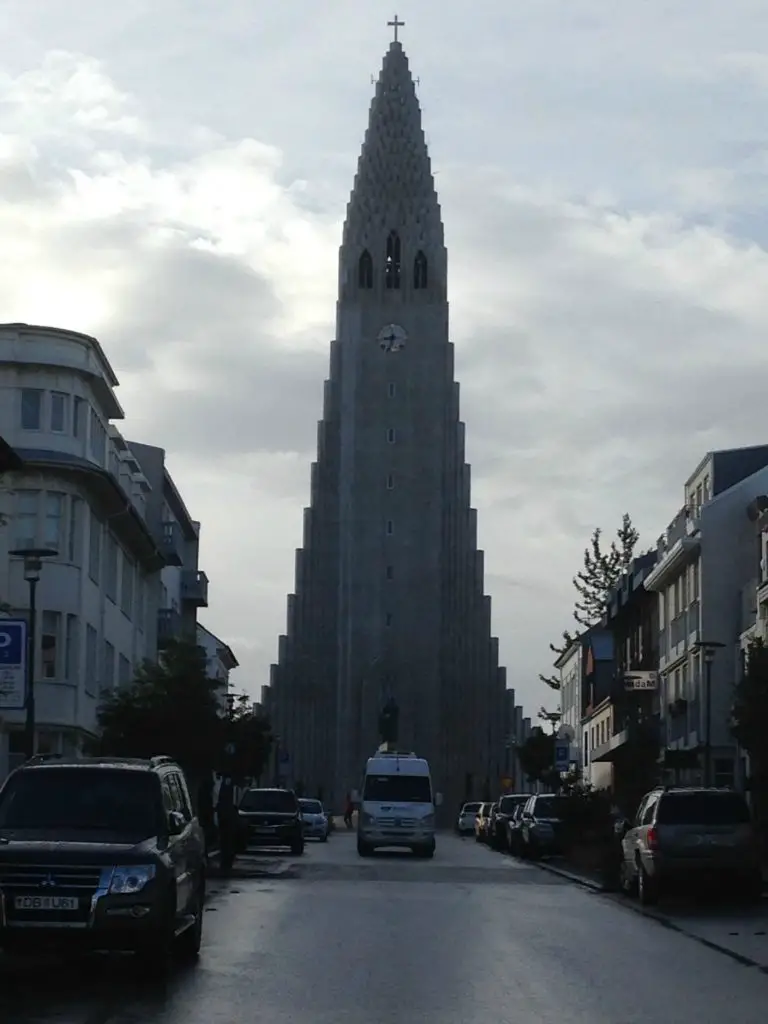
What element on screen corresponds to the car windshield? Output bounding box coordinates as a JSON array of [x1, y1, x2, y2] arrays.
[[363, 774, 432, 803], [240, 790, 297, 813], [0, 768, 162, 836], [461, 802, 481, 814], [533, 796, 569, 818], [299, 799, 323, 814], [499, 796, 525, 813], [658, 792, 751, 825]]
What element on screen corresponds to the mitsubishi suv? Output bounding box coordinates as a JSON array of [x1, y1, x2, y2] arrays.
[[0, 755, 206, 975]]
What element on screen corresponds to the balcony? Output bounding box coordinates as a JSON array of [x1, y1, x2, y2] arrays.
[[181, 570, 209, 607], [160, 521, 184, 566], [157, 607, 183, 646]]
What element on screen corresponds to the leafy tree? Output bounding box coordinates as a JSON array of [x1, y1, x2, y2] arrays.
[[93, 639, 224, 779], [222, 692, 273, 784], [732, 639, 768, 842], [539, 513, 639, 691], [518, 727, 557, 786], [537, 707, 561, 731]]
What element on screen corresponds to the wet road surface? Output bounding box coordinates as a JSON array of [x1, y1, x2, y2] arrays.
[[2, 832, 767, 1023]]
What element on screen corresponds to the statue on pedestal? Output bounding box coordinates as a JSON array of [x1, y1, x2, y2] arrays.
[[378, 696, 399, 746]]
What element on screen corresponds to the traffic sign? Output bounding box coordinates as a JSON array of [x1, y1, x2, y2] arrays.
[[0, 619, 27, 710], [554, 742, 571, 772]]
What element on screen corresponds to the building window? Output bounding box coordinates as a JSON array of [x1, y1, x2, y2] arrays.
[[385, 612, 393, 627], [73, 397, 85, 438], [89, 512, 102, 583], [413, 250, 428, 289], [20, 389, 42, 430], [104, 534, 118, 602], [385, 230, 401, 289], [50, 392, 67, 433], [386, 565, 394, 580], [44, 493, 65, 550], [387, 428, 396, 444], [386, 473, 394, 490], [386, 519, 394, 535], [41, 611, 61, 679], [358, 249, 373, 288], [388, 382, 396, 398], [14, 490, 39, 548], [136, 574, 145, 633], [104, 641, 115, 690], [89, 409, 107, 463], [67, 496, 82, 563], [121, 556, 134, 618], [85, 624, 98, 696], [118, 654, 131, 687], [65, 614, 78, 681]]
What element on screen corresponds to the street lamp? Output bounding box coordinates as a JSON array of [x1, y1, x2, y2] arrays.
[[9, 546, 58, 760], [693, 639, 725, 787]]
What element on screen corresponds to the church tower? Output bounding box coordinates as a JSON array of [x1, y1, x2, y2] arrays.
[[267, 33, 507, 815]]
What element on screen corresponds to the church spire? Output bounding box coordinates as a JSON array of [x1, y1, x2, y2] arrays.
[[342, 41, 443, 251]]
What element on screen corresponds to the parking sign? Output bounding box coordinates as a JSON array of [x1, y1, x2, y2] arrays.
[[0, 618, 27, 710]]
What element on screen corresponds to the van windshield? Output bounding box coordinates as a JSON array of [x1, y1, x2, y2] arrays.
[[363, 774, 432, 803]]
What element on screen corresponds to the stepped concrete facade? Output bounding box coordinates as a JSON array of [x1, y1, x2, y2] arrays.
[[266, 41, 506, 816]]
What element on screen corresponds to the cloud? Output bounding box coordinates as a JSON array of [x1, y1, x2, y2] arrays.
[[2, 5, 768, 718]]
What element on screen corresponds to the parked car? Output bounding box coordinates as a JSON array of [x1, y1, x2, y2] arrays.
[[620, 786, 763, 906], [506, 803, 527, 855], [299, 798, 329, 841], [491, 794, 529, 850], [519, 794, 570, 859], [0, 754, 206, 976], [456, 801, 481, 836], [237, 787, 305, 855]]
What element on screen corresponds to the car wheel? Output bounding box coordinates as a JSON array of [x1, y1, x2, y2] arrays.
[[177, 882, 205, 961], [135, 893, 176, 979], [357, 838, 372, 857], [291, 839, 305, 856], [637, 862, 658, 906]]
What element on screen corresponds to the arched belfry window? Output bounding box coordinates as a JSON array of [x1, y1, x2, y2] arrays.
[[358, 249, 373, 289], [385, 230, 401, 289], [413, 250, 428, 290]]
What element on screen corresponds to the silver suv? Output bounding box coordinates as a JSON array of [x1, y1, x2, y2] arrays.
[[620, 786, 762, 905]]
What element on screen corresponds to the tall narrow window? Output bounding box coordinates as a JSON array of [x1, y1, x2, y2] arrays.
[[385, 230, 401, 289], [388, 382, 396, 398], [41, 611, 61, 679], [65, 614, 78, 680], [44, 493, 65, 550], [385, 612, 393, 627], [68, 496, 81, 562], [20, 389, 42, 430], [386, 565, 394, 580], [85, 624, 98, 696], [413, 250, 428, 289], [50, 392, 67, 432], [386, 474, 395, 490], [89, 512, 102, 583], [104, 640, 115, 690], [386, 519, 394, 535], [358, 249, 373, 288], [387, 428, 396, 444], [14, 491, 39, 548]]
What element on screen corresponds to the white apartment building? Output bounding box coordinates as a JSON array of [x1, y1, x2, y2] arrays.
[[196, 622, 238, 709], [643, 445, 768, 789], [556, 641, 582, 770], [0, 323, 207, 779]]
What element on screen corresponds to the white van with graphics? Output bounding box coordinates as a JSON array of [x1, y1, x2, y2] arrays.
[[355, 752, 442, 858]]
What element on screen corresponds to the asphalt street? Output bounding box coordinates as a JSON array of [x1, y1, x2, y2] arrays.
[[1, 833, 767, 1023]]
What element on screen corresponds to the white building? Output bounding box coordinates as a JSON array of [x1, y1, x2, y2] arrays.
[[196, 622, 238, 709], [556, 641, 582, 769], [0, 323, 206, 778], [643, 445, 768, 789]]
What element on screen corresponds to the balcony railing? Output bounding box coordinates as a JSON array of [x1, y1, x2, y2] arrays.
[[181, 570, 209, 607], [160, 521, 184, 567], [157, 607, 183, 646]]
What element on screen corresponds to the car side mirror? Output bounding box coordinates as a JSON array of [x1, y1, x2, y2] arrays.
[[167, 810, 186, 835], [435, 792, 443, 807]]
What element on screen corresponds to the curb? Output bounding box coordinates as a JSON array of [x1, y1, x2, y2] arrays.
[[528, 856, 768, 975]]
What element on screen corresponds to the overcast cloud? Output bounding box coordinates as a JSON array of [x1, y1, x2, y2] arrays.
[[2, 1, 768, 716]]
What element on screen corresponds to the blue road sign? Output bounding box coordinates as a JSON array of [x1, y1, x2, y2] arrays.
[[0, 618, 27, 710], [554, 742, 571, 773]]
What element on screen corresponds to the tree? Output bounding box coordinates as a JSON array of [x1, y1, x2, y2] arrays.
[[93, 639, 224, 780], [518, 727, 557, 786], [539, 513, 639, 691], [223, 692, 273, 784], [537, 707, 561, 731], [732, 639, 768, 842]]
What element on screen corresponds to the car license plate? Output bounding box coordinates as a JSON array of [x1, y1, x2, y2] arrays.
[[254, 826, 275, 834], [14, 895, 79, 911]]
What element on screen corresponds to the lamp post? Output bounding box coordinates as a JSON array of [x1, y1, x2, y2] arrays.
[[693, 640, 725, 787], [9, 546, 58, 760]]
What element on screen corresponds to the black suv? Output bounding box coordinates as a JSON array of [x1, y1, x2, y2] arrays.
[[237, 787, 304, 854], [0, 755, 206, 974]]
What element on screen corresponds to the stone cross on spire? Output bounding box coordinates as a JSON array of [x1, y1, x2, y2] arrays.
[[388, 14, 404, 42]]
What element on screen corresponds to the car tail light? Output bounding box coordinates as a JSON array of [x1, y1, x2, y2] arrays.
[[646, 826, 659, 850]]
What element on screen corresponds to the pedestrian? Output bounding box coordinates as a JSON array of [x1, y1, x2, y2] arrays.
[[344, 793, 354, 829]]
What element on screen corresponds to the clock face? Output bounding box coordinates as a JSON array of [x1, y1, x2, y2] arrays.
[[378, 323, 407, 352]]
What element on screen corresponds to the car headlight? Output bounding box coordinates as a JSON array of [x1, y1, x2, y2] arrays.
[[361, 811, 375, 826], [423, 814, 435, 828], [109, 865, 156, 895]]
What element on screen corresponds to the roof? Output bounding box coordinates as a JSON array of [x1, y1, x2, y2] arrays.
[[20, 755, 171, 772], [366, 755, 429, 775]]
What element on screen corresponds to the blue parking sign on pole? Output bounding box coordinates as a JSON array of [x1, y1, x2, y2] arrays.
[[0, 618, 27, 711], [554, 742, 570, 773]]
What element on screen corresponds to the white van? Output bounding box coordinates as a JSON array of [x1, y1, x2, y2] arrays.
[[354, 751, 442, 858]]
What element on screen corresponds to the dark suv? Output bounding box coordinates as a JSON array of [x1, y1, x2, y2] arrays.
[[0, 755, 206, 974], [237, 788, 304, 854]]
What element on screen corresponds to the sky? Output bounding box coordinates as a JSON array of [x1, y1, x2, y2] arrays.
[[2, 1, 768, 719]]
